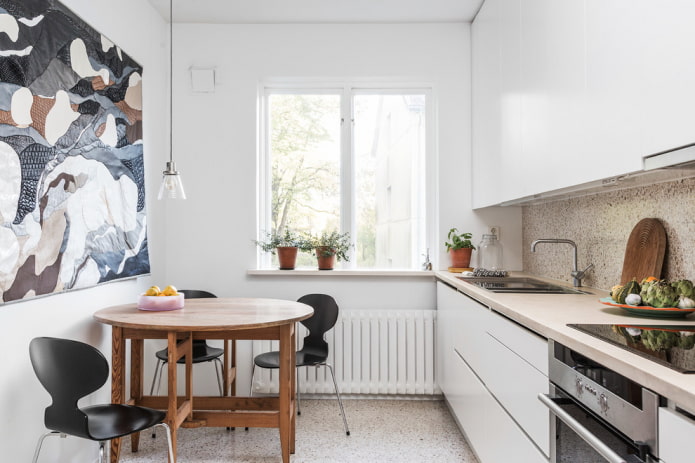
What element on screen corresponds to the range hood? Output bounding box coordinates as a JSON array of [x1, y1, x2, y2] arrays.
[[643, 143, 695, 170], [499, 143, 695, 206]]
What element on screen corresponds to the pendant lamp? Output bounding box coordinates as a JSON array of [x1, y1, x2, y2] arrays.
[[158, 0, 186, 200]]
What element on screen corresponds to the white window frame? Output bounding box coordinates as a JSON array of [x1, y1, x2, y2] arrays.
[[257, 81, 438, 270]]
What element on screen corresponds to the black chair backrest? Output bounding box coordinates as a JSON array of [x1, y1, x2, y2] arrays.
[[179, 290, 217, 351], [29, 337, 109, 439], [179, 289, 217, 299], [297, 294, 339, 357]]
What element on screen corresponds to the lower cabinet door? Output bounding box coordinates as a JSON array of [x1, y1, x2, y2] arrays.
[[448, 350, 548, 463], [484, 333, 550, 455], [659, 407, 695, 463]]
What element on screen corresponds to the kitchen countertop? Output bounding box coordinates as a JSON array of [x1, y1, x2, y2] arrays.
[[436, 271, 695, 416]]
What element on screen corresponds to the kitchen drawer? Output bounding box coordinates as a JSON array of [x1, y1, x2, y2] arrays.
[[453, 291, 493, 376], [659, 407, 695, 463], [486, 309, 548, 375], [484, 332, 550, 456], [449, 349, 547, 463], [447, 349, 488, 455]]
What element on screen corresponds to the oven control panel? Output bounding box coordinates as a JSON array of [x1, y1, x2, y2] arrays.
[[548, 340, 659, 452]]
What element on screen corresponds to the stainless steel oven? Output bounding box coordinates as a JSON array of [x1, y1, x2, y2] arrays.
[[540, 340, 662, 463]]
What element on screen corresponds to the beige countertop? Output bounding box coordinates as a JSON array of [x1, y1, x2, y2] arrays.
[[436, 271, 695, 416]]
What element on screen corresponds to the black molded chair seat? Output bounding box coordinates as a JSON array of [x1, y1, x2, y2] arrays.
[[81, 404, 166, 440], [29, 337, 173, 463], [154, 340, 224, 364], [253, 347, 328, 369]]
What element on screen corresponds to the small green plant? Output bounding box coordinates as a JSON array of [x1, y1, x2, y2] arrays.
[[444, 228, 476, 251], [254, 229, 312, 254], [310, 230, 352, 262]]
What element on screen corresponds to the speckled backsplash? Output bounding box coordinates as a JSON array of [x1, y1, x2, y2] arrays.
[[522, 177, 695, 290]]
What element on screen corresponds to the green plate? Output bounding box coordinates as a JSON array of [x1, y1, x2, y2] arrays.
[[599, 297, 695, 318]]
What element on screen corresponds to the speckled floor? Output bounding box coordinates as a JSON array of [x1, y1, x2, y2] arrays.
[[119, 399, 478, 462]]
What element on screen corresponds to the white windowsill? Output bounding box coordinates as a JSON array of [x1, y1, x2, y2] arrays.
[[247, 269, 436, 277]]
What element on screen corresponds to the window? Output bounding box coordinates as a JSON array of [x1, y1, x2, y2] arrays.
[[259, 84, 434, 270]]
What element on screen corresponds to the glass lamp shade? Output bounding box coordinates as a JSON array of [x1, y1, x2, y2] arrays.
[[157, 161, 186, 200]]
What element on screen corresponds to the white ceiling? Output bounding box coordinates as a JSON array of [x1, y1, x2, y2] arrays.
[[148, 0, 484, 24]]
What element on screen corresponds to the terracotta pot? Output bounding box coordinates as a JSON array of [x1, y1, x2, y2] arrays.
[[276, 246, 298, 270], [316, 247, 336, 270], [449, 247, 473, 268]]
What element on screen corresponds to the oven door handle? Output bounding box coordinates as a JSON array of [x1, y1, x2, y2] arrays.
[[538, 393, 630, 463]]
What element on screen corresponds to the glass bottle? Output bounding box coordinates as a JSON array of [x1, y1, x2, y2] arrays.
[[478, 234, 503, 270]]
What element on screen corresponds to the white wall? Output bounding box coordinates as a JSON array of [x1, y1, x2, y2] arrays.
[[162, 23, 522, 394], [0, 1, 168, 461]]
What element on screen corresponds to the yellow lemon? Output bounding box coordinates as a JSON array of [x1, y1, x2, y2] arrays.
[[145, 286, 160, 296], [162, 285, 178, 296]]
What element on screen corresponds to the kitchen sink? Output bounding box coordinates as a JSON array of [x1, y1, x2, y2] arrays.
[[455, 276, 591, 294]]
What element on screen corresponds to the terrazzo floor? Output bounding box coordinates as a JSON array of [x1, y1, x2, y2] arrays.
[[119, 399, 479, 463]]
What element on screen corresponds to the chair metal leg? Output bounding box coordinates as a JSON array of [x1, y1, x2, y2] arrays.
[[151, 359, 167, 438], [153, 422, 175, 463], [297, 367, 302, 416], [32, 431, 63, 463], [245, 364, 256, 430], [325, 363, 350, 436], [213, 357, 224, 396], [149, 359, 165, 396], [98, 441, 106, 463]]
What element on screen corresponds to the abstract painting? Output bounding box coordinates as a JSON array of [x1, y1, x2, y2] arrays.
[[0, 0, 149, 304]]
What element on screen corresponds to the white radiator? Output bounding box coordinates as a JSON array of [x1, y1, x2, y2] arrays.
[[251, 309, 437, 396]]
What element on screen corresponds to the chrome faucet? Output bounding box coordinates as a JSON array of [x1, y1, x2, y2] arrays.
[[530, 239, 594, 287]]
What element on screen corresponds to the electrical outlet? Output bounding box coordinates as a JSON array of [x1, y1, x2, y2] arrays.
[[487, 225, 500, 239]]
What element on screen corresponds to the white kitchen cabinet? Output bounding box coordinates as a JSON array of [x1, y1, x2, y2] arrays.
[[583, 0, 645, 178], [436, 281, 461, 396], [436, 282, 550, 461], [471, 0, 503, 208], [471, 0, 695, 207], [659, 407, 695, 463], [519, 0, 587, 196], [485, 332, 549, 455], [640, 0, 695, 156], [472, 0, 522, 207]]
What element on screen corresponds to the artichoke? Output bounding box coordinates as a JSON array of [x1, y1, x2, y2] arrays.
[[641, 329, 679, 351], [640, 279, 679, 308], [671, 279, 695, 299], [679, 332, 695, 350]]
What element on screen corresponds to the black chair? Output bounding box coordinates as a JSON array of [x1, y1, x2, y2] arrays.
[[149, 289, 225, 397], [250, 293, 350, 435], [29, 337, 173, 463]]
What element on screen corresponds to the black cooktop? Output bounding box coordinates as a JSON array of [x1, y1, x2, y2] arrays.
[[569, 323, 695, 374]]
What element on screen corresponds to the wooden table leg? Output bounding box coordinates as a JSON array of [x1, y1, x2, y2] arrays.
[[167, 332, 178, 463], [278, 323, 295, 463], [130, 339, 144, 452], [110, 326, 125, 463]]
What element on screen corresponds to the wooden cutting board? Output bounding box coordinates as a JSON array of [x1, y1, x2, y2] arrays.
[[620, 218, 667, 284]]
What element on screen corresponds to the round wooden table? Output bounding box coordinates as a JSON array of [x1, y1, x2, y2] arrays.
[[94, 297, 313, 463]]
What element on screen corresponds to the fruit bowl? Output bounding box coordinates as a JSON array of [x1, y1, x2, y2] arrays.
[[138, 293, 184, 311]]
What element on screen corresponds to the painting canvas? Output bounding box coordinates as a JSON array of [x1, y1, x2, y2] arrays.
[[0, 0, 149, 304]]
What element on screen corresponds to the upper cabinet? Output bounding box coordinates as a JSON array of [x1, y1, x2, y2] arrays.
[[640, 0, 695, 155], [472, 0, 695, 208]]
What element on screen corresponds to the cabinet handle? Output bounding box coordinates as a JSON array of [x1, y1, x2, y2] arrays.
[[538, 393, 628, 463]]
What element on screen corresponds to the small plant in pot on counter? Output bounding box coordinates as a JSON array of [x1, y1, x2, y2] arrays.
[[445, 228, 476, 270], [310, 230, 352, 270], [254, 229, 312, 270]]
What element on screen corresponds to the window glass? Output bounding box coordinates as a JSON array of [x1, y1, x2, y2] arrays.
[[353, 94, 426, 268], [262, 87, 429, 270]]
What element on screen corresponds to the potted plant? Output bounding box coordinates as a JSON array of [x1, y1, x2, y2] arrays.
[[255, 229, 311, 270], [445, 228, 476, 269], [309, 230, 352, 270]]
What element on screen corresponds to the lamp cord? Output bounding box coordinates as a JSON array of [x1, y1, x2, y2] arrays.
[[169, 0, 173, 165]]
